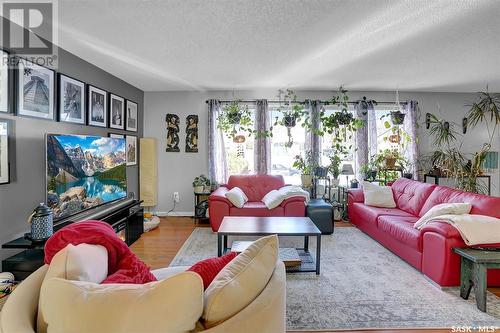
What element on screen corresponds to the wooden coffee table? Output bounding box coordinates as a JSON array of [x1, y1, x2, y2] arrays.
[[217, 216, 322, 275]]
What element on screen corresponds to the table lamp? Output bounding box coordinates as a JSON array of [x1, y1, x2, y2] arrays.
[[341, 163, 354, 185]]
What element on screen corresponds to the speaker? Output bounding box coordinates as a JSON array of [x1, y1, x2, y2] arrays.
[[140, 138, 158, 207]]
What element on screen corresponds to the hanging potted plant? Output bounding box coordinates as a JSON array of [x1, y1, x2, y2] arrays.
[[217, 100, 254, 140], [390, 110, 406, 125], [275, 89, 307, 148], [292, 152, 314, 187]]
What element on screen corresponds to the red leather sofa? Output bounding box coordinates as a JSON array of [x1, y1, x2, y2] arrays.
[[208, 175, 306, 232], [348, 178, 500, 287]]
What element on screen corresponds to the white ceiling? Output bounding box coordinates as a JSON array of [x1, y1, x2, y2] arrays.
[[57, 0, 500, 92]]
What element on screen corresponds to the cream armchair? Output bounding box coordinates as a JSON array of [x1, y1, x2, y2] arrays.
[[0, 262, 286, 333]]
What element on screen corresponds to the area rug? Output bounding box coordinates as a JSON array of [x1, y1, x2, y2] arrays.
[[170, 227, 500, 330]]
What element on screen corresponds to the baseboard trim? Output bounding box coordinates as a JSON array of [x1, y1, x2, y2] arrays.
[[155, 211, 194, 217]]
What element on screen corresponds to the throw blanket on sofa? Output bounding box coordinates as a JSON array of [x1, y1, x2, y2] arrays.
[[261, 186, 310, 209], [45, 220, 157, 284], [427, 214, 500, 246]]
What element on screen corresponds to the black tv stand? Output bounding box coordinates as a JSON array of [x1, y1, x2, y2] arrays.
[[2, 199, 144, 280]]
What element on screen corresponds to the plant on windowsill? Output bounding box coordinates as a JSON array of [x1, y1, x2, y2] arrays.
[[192, 174, 211, 194], [292, 151, 314, 188], [274, 89, 308, 148]]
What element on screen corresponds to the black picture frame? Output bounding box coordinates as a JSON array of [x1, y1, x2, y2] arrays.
[[109, 93, 125, 130], [0, 118, 11, 185], [87, 84, 108, 128], [126, 135, 137, 166], [0, 50, 9, 113], [15, 57, 56, 121], [125, 100, 138, 132], [57, 73, 86, 124]]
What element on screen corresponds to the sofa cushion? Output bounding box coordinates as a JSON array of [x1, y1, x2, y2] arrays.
[[350, 202, 416, 225], [40, 272, 204, 333], [419, 185, 500, 218], [262, 190, 285, 209], [225, 187, 248, 208], [230, 202, 284, 217], [227, 175, 285, 202], [377, 215, 421, 251], [391, 178, 436, 216], [203, 235, 278, 328], [362, 181, 396, 208], [188, 252, 238, 289]]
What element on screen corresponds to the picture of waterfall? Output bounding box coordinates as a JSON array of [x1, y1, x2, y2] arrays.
[[17, 59, 55, 120]]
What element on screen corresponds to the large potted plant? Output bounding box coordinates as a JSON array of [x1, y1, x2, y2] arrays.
[[293, 151, 314, 187], [328, 155, 341, 186], [192, 175, 210, 194]]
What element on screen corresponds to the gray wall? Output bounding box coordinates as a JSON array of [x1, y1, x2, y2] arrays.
[[144, 90, 499, 215], [0, 47, 144, 262]]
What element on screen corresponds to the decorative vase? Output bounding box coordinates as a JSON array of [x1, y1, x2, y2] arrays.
[[390, 111, 405, 125], [301, 174, 312, 188], [193, 185, 205, 194], [29, 203, 53, 241]]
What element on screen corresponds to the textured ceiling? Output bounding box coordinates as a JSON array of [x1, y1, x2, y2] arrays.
[[57, 0, 500, 92]]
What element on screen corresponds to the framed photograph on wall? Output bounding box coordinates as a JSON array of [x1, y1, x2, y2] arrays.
[[109, 133, 125, 139], [126, 100, 138, 132], [109, 94, 125, 129], [0, 119, 10, 184], [0, 50, 9, 113], [126, 135, 137, 166], [58, 74, 85, 124], [87, 85, 107, 127], [17, 59, 55, 120]]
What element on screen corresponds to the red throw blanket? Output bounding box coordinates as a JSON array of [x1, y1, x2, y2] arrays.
[[44, 220, 157, 284]]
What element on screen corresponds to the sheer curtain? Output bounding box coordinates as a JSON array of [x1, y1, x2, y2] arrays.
[[306, 100, 322, 166], [254, 99, 270, 174], [207, 99, 228, 184], [367, 103, 377, 159], [355, 102, 368, 181], [403, 100, 420, 180]]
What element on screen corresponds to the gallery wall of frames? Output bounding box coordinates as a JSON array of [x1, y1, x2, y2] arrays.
[[0, 49, 141, 185]]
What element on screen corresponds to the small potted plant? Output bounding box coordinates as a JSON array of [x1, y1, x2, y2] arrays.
[[328, 155, 341, 186], [192, 175, 210, 194], [293, 151, 314, 187]]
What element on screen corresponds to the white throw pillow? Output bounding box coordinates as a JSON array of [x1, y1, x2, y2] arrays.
[[362, 181, 396, 208], [40, 272, 204, 333], [262, 190, 285, 209], [225, 186, 248, 208], [38, 244, 109, 333], [203, 235, 278, 328], [414, 202, 472, 229]]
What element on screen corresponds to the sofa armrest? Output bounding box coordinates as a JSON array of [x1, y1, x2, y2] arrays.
[[420, 221, 463, 239], [280, 196, 306, 207], [347, 188, 364, 203], [209, 187, 233, 207]]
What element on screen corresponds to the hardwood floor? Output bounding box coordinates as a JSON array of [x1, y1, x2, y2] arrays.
[[131, 217, 499, 333]]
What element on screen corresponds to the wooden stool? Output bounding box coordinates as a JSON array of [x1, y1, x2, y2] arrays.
[[453, 247, 500, 312]]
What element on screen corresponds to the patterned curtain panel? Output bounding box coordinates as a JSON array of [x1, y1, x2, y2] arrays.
[[355, 102, 369, 181], [207, 99, 228, 183], [254, 99, 270, 174], [367, 103, 377, 159], [403, 100, 420, 180], [306, 100, 322, 166]]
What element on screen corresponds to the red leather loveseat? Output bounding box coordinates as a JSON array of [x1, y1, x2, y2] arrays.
[[208, 175, 306, 231], [348, 178, 500, 287]]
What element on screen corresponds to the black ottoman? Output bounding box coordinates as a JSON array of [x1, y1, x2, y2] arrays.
[[306, 199, 333, 234]]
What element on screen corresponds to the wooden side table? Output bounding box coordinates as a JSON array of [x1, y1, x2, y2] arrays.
[[194, 192, 212, 224], [453, 247, 500, 312]]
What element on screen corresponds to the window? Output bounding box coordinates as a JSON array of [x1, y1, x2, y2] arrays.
[[221, 104, 255, 176], [269, 103, 306, 185], [320, 106, 356, 186]]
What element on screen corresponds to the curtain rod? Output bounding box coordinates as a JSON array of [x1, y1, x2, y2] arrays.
[[205, 99, 407, 105]]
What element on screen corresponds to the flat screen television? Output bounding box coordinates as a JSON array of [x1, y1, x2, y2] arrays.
[[46, 134, 127, 220]]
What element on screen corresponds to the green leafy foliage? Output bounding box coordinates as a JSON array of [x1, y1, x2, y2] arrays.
[[192, 174, 211, 187], [96, 164, 126, 181], [292, 151, 314, 175]]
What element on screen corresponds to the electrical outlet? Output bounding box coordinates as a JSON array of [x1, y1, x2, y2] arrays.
[[173, 192, 180, 203]]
